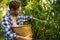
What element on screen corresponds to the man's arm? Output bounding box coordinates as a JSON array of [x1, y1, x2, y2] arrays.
[[15, 34, 32, 40], [32, 17, 47, 22], [32, 17, 39, 21], [23, 16, 39, 21]]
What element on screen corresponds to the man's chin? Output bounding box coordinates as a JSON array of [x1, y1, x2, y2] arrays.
[[15, 14, 19, 16], [14, 14, 18, 16]]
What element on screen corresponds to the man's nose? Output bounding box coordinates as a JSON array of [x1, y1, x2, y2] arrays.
[[15, 10, 17, 13]]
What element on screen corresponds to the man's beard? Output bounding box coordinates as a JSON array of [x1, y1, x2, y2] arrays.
[[14, 13, 19, 16]]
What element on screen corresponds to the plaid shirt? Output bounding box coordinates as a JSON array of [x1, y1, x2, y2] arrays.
[[2, 12, 33, 40]]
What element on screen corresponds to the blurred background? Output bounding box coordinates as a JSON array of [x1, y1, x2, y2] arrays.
[[0, 0, 60, 40]]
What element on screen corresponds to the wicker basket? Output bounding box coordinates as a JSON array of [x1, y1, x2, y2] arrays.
[[11, 24, 32, 40]]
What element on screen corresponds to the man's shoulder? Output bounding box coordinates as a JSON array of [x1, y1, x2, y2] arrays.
[[2, 13, 10, 19]]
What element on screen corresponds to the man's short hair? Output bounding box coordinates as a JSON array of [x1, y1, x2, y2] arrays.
[[9, 1, 21, 10]]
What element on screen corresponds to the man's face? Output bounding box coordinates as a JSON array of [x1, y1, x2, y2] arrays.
[[10, 7, 21, 16]]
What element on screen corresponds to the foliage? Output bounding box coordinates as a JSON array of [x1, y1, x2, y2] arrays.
[[21, 0, 60, 40], [0, 0, 60, 40]]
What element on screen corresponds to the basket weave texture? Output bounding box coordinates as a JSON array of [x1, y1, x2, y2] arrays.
[[11, 25, 32, 40]]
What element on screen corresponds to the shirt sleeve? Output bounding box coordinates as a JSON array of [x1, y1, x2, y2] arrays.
[[23, 16, 33, 21], [2, 16, 18, 38]]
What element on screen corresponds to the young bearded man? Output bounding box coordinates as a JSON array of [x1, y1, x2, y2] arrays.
[[2, 1, 39, 40]]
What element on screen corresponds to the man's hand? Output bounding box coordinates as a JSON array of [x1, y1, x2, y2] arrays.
[[23, 34, 32, 40], [16, 34, 32, 40]]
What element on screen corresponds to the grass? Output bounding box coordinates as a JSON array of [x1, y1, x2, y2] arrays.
[[0, 37, 4, 40]]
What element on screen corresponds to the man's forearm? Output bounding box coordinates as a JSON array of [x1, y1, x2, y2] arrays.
[[15, 34, 32, 40], [15, 36, 25, 39], [33, 17, 39, 21]]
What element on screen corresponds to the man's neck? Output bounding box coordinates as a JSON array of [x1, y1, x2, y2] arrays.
[[11, 14, 17, 17], [11, 14, 17, 20]]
